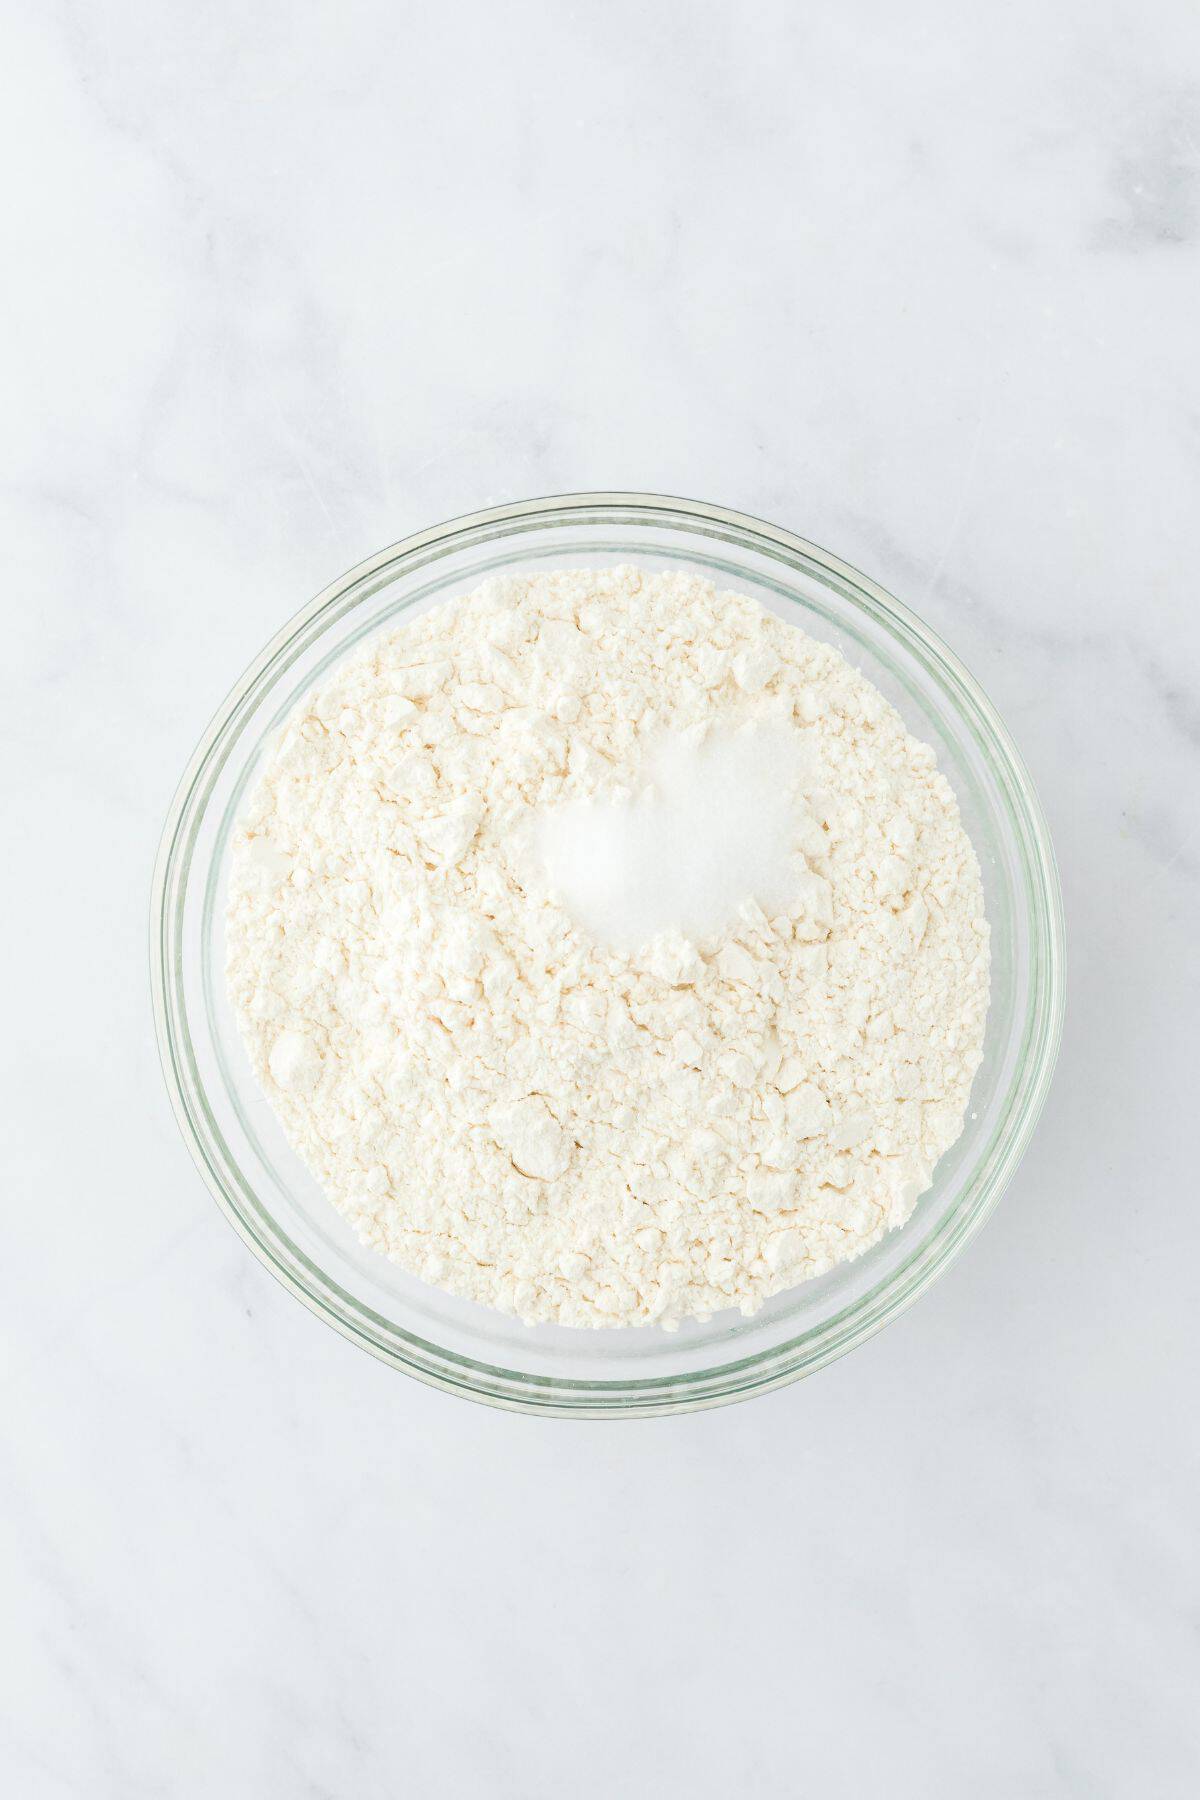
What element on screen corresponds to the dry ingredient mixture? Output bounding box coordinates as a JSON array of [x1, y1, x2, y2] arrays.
[[227, 567, 989, 1328]]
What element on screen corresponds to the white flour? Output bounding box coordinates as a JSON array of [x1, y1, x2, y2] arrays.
[[227, 567, 989, 1328]]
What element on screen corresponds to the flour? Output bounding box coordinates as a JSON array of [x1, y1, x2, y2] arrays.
[[226, 566, 990, 1329]]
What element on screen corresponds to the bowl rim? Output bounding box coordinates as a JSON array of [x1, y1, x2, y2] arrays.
[[150, 491, 1065, 1416]]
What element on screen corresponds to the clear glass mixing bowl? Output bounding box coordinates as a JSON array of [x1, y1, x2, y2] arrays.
[[151, 494, 1064, 1416]]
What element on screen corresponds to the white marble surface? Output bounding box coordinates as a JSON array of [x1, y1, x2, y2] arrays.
[[4, 1, 1199, 1793]]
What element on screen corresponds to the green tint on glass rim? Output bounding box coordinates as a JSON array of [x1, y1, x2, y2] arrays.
[[150, 494, 1064, 1416]]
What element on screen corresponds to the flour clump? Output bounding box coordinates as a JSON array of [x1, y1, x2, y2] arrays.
[[226, 567, 990, 1328]]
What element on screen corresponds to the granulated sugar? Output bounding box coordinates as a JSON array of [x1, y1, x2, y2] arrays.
[[536, 722, 806, 948], [226, 566, 990, 1329]]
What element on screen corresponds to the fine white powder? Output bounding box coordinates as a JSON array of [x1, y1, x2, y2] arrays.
[[227, 566, 990, 1329]]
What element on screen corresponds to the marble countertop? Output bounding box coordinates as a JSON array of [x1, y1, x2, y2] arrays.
[[5, 2, 1198, 1794]]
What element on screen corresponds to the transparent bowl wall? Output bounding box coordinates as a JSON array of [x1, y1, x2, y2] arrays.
[[152, 495, 1064, 1416]]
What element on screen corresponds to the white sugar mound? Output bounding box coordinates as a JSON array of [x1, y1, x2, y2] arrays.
[[537, 722, 807, 949]]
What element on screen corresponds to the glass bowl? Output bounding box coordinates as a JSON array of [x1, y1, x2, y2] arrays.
[[151, 493, 1064, 1416]]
